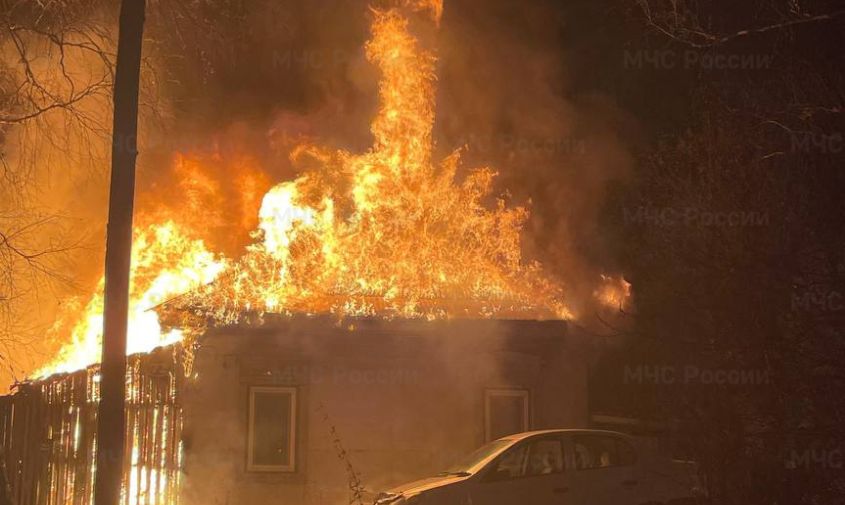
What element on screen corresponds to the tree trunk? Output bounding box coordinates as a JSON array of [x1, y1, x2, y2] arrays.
[[94, 1, 146, 505]]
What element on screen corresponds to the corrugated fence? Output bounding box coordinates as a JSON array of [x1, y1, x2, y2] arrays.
[[0, 347, 185, 505]]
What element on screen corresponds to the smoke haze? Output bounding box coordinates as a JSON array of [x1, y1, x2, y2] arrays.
[[1, 0, 633, 385]]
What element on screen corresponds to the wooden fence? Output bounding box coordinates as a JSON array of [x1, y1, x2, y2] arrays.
[[0, 347, 186, 505]]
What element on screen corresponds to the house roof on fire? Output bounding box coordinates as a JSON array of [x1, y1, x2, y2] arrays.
[[154, 290, 566, 333]]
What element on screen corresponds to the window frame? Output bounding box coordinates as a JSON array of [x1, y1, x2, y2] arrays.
[[246, 385, 297, 472], [484, 388, 531, 442]]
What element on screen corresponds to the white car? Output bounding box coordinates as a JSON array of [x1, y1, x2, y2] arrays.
[[374, 429, 703, 505]]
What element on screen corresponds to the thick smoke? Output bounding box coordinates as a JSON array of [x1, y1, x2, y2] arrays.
[[434, 1, 634, 322], [140, 0, 633, 321], [3, 0, 633, 386]]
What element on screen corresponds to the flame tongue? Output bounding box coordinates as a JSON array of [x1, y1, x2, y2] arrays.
[[405, 0, 444, 25], [368, 8, 436, 169], [199, 3, 566, 320], [37, 222, 226, 378]]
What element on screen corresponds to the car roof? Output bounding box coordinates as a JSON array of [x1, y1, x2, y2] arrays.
[[496, 428, 635, 443]]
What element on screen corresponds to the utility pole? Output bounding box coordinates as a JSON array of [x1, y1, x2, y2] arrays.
[[94, 1, 146, 504]]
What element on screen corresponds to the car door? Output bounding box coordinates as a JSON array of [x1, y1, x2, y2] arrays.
[[469, 435, 570, 505], [563, 434, 641, 505]]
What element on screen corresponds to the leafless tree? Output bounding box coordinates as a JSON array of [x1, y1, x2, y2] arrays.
[[0, 0, 116, 186], [616, 2, 845, 502], [0, 211, 80, 379], [0, 0, 209, 381], [635, 0, 845, 48], [0, 0, 116, 379]]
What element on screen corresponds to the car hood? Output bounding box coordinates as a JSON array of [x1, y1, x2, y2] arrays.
[[387, 474, 468, 496]]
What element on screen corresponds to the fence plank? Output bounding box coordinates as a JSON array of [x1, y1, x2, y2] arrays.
[[0, 348, 184, 505]]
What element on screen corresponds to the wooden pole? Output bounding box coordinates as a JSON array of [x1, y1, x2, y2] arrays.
[[94, 1, 146, 504]]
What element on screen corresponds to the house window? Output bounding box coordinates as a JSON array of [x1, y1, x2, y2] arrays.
[[247, 386, 296, 472], [484, 389, 530, 441]]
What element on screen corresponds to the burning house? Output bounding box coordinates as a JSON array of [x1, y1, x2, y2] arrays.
[[0, 315, 591, 505], [179, 316, 588, 505], [0, 0, 625, 504]]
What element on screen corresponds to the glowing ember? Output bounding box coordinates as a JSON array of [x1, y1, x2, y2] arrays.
[[594, 274, 632, 311]]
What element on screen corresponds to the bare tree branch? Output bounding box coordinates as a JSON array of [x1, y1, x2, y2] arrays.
[[637, 0, 845, 48]]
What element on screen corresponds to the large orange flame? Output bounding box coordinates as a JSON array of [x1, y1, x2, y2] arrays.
[[36, 0, 574, 379], [193, 5, 568, 321], [36, 222, 226, 377]]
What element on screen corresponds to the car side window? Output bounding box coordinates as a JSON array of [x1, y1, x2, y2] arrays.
[[489, 443, 530, 480], [526, 438, 565, 476], [487, 437, 565, 481], [573, 435, 635, 470]]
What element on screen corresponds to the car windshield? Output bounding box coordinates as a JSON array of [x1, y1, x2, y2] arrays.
[[440, 440, 513, 475]]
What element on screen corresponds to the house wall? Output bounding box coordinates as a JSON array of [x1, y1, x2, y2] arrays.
[[178, 318, 588, 505]]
